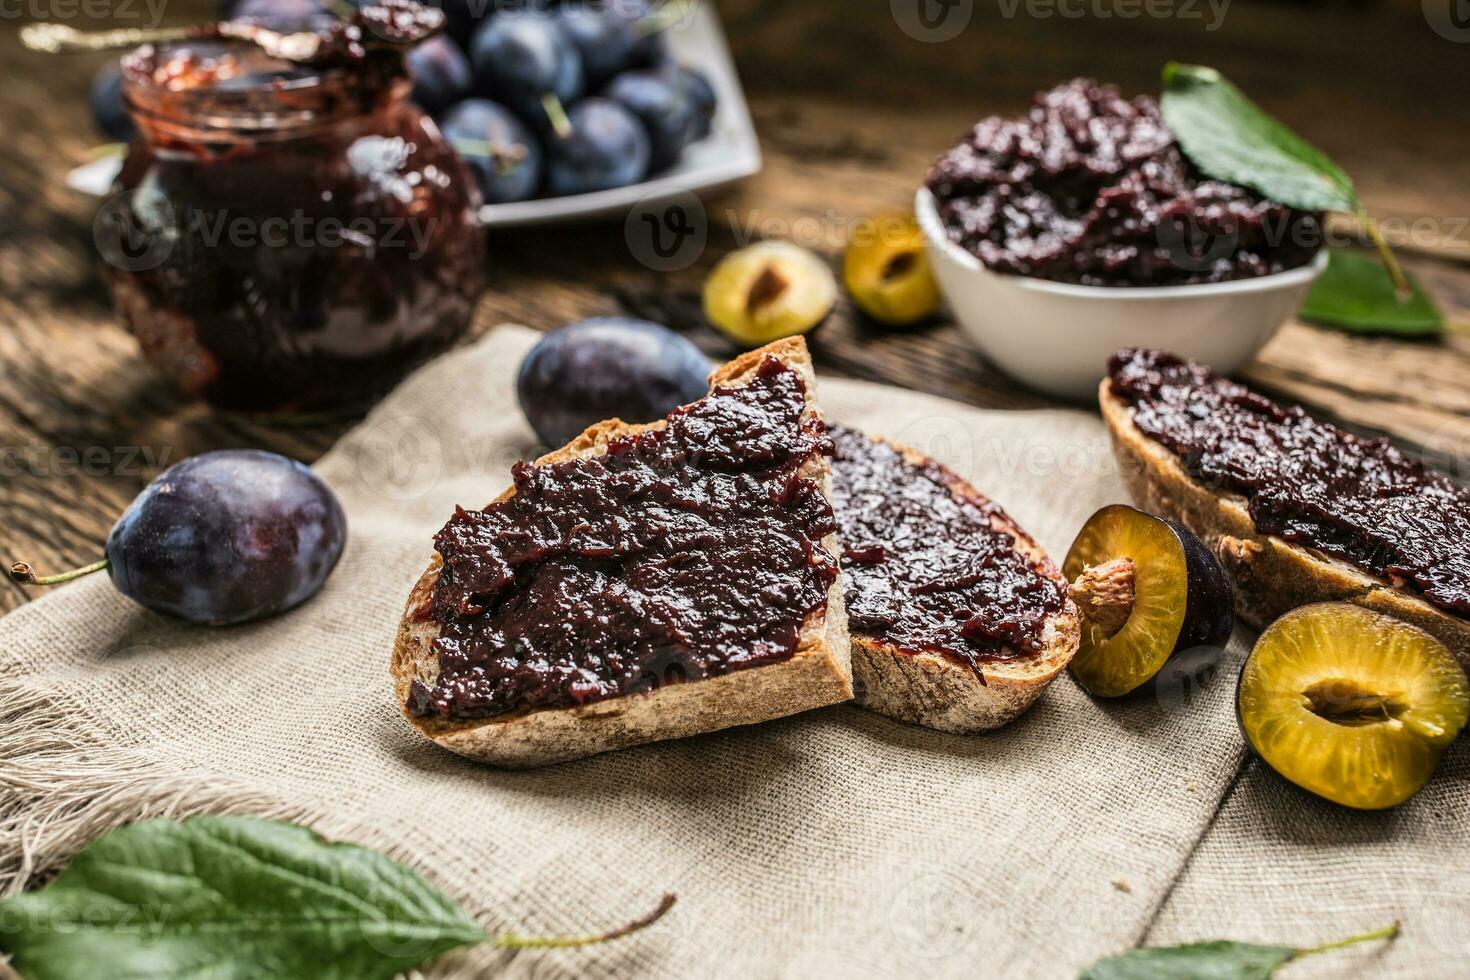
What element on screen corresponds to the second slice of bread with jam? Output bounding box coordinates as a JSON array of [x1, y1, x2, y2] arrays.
[[391, 338, 851, 768], [830, 425, 1081, 732], [1100, 347, 1470, 668]]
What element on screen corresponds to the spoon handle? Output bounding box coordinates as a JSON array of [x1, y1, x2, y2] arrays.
[[20, 23, 193, 53]]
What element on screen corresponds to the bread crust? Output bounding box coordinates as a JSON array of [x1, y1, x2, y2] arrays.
[[1099, 378, 1470, 669], [390, 338, 852, 768], [847, 437, 1081, 734]]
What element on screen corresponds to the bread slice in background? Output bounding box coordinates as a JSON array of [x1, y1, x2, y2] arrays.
[[1099, 378, 1470, 669], [392, 338, 852, 768], [834, 431, 1080, 733]]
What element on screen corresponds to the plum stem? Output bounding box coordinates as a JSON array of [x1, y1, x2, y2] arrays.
[[449, 138, 529, 174], [634, 0, 697, 38], [1070, 557, 1135, 637], [1357, 210, 1412, 302], [492, 893, 675, 949], [542, 93, 573, 140], [1297, 922, 1399, 958], [9, 558, 110, 587]]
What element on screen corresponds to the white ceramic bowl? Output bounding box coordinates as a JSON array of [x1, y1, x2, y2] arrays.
[[915, 188, 1328, 401]]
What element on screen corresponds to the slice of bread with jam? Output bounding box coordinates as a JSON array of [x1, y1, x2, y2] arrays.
[[830, 425, 1080, 732], [391, 338, 852, 767], [1100, 348, 1470, 669]]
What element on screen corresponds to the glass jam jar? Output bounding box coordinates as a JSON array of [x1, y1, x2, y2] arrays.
[[101, 32, 484, 413]]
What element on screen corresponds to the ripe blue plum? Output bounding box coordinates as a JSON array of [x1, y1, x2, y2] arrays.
[[470, 12, 584, 130], [441, 98, 544, 203], [516, 317, 710, 446], [662, 63, 716, 138], [556, 2, 640, 86], [407, 35, 473, 117], [12, 451, 347, 626], [90, 61, 134, 143], [603, 69, 696, 172], [106, 451, 346, 625], [544, 97, 650, 195]]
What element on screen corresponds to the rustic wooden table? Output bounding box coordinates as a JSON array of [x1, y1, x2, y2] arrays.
[[3, 0, 1468, 614]]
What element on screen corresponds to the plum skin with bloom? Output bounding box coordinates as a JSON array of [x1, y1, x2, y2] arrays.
[[106, 450, 347, 625]]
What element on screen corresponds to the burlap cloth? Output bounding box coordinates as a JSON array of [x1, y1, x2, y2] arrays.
[[2, 326, 1464, 979]]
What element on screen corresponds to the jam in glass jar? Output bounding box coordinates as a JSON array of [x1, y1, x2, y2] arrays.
[[101, 28, 483, 413]]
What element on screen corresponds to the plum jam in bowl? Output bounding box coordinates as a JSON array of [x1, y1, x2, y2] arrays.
[[918, 189, 1326, 400], [918, 79, 1326, 400], [101, 26, 483, 414]]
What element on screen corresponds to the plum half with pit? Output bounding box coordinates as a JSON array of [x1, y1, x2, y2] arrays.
[[544, 97, 650, 195], [1238, 603, 1469, 810], [842, 213, 942, 326], [516, 317, 710, 447], [1063, 503, 1234, 698], [441, 98, 543, 204], [702, 241, 838, 348], [10, 450, 347, 626]]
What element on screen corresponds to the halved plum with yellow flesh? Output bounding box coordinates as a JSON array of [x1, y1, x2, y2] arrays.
[[1064, 504, 1233, 697], [1238, 603, 1470, 810], [703, 242, 837, 348]]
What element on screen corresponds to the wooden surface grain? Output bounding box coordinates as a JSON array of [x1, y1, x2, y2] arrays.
[[2, 0, 1469, 613]]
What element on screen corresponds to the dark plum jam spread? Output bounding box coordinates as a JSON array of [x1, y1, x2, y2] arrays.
[[1111, 349, 1470, 616], [828, 425, 1066, 675], [411, 358, 840, 721], [926, 78, 1321, 286]]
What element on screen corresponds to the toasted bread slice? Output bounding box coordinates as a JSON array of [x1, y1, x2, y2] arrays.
[[391, 338, 852, 768], [1099, 378, 1470, 669], [832, 428, 1080, 733]]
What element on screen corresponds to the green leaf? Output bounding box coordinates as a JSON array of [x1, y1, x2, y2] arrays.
[[0, 816, 487, 980], [1300, 248, 1445, 336], [1080, 924, 1399, 980], [1080, 939, 1297, 979], [1161, 63, 1358, 214]]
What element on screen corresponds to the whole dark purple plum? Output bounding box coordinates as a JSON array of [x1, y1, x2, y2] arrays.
[[557, 3, 640, 86], [544, 97, 650, 195], [661, 63, 716, 138], [604, 69, 697, 172], [470, 12, 584, 129], [100, 451, 347, 625], [441, 98, 543, 204], [90, 60, 134, 143], [517, 318, 710, 447], [408, 35, 473, 117]]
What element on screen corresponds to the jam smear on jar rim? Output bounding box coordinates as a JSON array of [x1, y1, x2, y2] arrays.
[[1110, 348, 1470, 617], [925, 77, 1322, 287], [829, 424, 1067, 678], [412, 357, 841, 722]]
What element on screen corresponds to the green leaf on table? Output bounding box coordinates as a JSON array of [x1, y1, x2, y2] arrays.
[[1300, 248, 1444, 336], [1081, 939, 1297, 979], [0, 815, 486, 980], [1160, 63, 1358, 214], [1079, 924, 1399, 980]]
